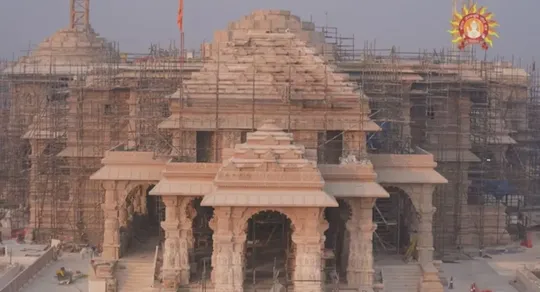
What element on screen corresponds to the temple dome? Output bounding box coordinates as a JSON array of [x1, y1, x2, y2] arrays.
[[7, 26, 118, 74]]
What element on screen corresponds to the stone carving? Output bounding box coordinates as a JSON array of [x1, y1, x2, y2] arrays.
[[340, 154, 357, 164], [212, 120, 327, 193]]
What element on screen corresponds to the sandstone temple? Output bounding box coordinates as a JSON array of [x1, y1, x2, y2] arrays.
[[1, 5, 539, 292]]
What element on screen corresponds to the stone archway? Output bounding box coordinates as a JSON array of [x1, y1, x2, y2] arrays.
[[209, 207, 326, 292], [374, 186, 417, 256], [118, 183, 164, 258], [244, 210, 293, 289], [189, 197, 214, 283]]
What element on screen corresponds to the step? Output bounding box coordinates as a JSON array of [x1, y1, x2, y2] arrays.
[[382, 264, 422, 292]]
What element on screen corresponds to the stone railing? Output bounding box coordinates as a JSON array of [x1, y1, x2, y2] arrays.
[[0, 247, 54, 292], [0, 264, 24, 290]]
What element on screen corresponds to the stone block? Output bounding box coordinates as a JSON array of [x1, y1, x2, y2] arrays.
[[213, 30, 229, 43]]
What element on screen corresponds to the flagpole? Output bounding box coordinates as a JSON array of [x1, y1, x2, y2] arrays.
[[178, 0, 184, 97], [180, 0, 184, 66]]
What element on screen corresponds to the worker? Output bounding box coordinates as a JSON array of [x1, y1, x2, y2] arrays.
[[470, 283, 477, 292], [56, 267, 66, 278], [449, 276, 454, 289]]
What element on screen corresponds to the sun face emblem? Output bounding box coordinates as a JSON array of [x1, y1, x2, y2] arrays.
[[448, 3, 499, 50]]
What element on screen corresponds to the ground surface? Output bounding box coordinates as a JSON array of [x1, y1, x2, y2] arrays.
[[20, 252, 89, 292], [14, 237, 540, 292], [441, 259, 517, 292], [0, 239, 48, 263], [440, 240, 540, 292]]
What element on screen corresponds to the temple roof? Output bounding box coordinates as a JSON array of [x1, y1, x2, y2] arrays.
[[182, 31, 366, 103], [5, 26, 118, 75], [201, 119, 337, 207]]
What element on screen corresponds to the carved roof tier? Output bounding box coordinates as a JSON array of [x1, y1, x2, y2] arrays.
[[202, 119, 337, 207], [180, 31, 368, 103]]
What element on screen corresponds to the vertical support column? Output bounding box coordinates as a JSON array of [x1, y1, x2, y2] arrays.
[[161, 196, 190, 288], [346, 198, 376, 290], [210, 207, 236, 292], [102, 181, 122, 260], [231, 225, 246, 291], [413, 186, 436, 265], [178, 198, 193, 284], [409, 184, 443, 292], [292, 208, 324, 292]]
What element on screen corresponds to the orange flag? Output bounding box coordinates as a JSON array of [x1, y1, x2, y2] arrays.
[[177, 0, 184, 32]]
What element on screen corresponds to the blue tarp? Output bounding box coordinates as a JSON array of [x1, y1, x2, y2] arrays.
[[367, 122, 391, 149], [472, 179, 515, 199]]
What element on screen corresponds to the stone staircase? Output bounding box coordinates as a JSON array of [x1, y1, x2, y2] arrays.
[[116, 259, 157, 292], [382, 264, 422, 292]]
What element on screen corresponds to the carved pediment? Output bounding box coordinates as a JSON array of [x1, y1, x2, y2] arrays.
[[214, 120, 324, 188]]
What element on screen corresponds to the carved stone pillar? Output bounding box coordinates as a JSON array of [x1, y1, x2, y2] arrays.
[[418, 206, 436, 265], [186, 201, 196, 250], [407, 185, 436, 265], [210, 207, 236, 292], [231, 210, 247, 292], [161, 196, 190, 288], [178, 199, 193, 284], [407, 184, 443, 292], [346, 198, 376, 290], [102, 182, 122, 260], [292, 209, 324, 292], [231, 233, 246, 291]]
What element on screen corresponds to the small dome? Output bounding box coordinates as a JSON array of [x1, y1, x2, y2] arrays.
[[30, 26, 118, 65], [8, 26, 118, 74]]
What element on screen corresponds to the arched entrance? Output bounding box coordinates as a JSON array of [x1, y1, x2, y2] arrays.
[[373, 187, 417, 257], [323, 199, 351, 283], [143, 185, 163, 235], [121, 184, 163, 257], [244, 210, 293, 289], [189, 197, 214, 283]]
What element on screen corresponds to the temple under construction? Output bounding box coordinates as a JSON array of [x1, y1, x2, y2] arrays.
[[1, 2, 539, 292]]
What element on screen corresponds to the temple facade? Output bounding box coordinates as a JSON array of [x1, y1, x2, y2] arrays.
[[89, 119, 446, 292]]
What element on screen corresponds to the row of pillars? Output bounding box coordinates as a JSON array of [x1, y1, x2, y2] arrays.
[[101, 182, 437, 292]]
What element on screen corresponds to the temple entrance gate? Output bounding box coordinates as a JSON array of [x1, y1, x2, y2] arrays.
[[244, 210, 293, 289]]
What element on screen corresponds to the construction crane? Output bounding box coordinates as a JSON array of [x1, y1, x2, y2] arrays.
[[70, 0, 90, 31]]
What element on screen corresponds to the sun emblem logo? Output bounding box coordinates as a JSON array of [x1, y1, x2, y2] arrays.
[[448, 3, 499, 50]]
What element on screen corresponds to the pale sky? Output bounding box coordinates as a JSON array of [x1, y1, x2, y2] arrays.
[[0, 0, 537, 65]]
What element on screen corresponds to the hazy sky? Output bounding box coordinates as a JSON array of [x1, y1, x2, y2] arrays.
[[0, 0, 538, 65]]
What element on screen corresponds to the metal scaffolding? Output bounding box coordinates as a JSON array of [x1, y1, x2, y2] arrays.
[[1, 7, 539, 271]]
